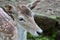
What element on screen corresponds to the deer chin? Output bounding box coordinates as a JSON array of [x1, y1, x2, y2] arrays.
[[28, 28, 43, 36], [25, 28, 43, 36]]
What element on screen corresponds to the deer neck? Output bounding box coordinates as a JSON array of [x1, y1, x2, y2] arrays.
[[14, 18, 27, 40]]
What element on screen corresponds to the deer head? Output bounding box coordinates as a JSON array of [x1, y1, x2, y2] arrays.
[[3, 0, 43, 36], [17, 5, 43, 36]]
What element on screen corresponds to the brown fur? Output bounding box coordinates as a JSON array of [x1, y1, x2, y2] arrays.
[[0, 8, 18, 40]]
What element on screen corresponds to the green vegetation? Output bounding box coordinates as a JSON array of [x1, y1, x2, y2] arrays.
[[27, 31, 56, 40]]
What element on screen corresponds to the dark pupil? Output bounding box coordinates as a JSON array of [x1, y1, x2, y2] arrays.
[[19, 18, 23, 21]]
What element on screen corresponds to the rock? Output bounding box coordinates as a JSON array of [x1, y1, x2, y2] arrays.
[[34, 14, 59, 36]]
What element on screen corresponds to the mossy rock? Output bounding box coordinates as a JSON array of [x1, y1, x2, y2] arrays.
[[34, 14, 58, 36]]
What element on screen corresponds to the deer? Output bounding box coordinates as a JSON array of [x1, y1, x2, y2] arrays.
[[0, 8, 18, 40], [1, 0, 43, 40]]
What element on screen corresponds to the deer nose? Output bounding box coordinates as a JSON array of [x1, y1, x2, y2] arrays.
[[36, 31, 43, 35]]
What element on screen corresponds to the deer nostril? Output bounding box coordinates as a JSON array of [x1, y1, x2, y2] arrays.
[[36, 31, 43, 35]]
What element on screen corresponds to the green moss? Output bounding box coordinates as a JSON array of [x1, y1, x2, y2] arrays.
[[27, 28, 56, 40], [35, 13, 58, 21], [10, 0, 16, 2]]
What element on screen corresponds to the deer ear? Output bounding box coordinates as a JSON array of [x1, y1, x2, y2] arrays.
[[4, 4, 17, 14], [19, 5, 34, 17], [4, 4, 13, 12]]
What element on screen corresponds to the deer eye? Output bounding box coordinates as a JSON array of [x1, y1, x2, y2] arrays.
[[19, 17, 24, 21]]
